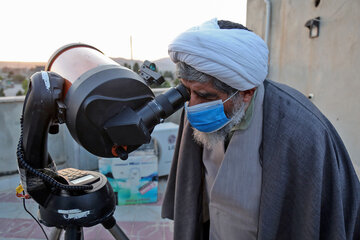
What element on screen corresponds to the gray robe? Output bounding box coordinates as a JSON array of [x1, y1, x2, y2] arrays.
[[161, 80, 360, 240]]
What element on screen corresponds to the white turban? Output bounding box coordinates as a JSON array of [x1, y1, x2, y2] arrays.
[[168, 18, 269, 91]]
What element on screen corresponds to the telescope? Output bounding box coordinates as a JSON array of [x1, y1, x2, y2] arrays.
[[16, 43, 189, 239]]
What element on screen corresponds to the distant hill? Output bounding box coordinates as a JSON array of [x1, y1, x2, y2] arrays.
[[153, 58, 176, 73], [0, 61, 45, 69], [0, 57, 176, 73], [109, 57, 141, 68], [111, 57, 176, 73]]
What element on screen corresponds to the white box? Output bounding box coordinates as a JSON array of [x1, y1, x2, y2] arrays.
[[151, 122, 179, 176]]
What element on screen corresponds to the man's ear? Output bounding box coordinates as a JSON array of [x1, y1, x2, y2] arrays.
[[242, 87, 257, 102]]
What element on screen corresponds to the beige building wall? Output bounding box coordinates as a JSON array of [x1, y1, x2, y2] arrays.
[[247, 0, 360, 176]]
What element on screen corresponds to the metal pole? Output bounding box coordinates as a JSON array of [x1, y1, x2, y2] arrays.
[[130, 35, 133, 61], [264, 0, 272, 47]]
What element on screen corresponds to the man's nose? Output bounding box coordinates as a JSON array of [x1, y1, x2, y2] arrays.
[[188, 95, 202, 107]]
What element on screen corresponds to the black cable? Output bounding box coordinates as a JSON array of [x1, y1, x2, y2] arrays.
[[17, 115, 93, 191], [22, 196, 49, 240]]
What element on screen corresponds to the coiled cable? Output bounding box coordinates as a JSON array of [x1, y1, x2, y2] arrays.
[[17, 116, 93, 191]]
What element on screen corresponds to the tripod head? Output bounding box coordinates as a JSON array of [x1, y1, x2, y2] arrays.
[[16, 43, 189, 235]]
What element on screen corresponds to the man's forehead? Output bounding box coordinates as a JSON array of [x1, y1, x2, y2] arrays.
[[181, 78, 213, 89], [180, 78, 222, 97]]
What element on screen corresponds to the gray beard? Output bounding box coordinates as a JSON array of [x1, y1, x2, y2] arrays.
[[192, 98, 248, 149]]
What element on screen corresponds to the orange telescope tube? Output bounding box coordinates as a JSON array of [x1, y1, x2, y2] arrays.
[[45, 43, 119, 97]]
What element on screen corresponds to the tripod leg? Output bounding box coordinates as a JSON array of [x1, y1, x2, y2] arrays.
[[64, 226, 84, 240], [107, 223, 129, 240], [102, 216, 129, 240], [49, 227, 63, 240]]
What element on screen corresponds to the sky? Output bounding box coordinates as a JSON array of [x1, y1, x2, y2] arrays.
[[0, 0, 247, 62]]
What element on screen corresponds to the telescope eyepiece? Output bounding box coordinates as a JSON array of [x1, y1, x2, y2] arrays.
[[137, 84, 190, 129]]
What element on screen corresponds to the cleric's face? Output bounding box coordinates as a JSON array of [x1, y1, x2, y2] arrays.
[[180, 78, 236, 118]]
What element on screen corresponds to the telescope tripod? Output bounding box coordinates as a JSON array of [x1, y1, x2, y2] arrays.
[[35, 169, 129, 240], [15, 161, 129, 240], [48, 216, 128, 240]]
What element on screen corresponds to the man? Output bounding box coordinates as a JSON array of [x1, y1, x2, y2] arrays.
[[161, 19, 360, 240]]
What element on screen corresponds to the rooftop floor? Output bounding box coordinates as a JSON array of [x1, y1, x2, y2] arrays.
[[0, 175, 173, 240]]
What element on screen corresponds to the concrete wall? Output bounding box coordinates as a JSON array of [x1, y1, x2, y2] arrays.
[[247, 0, 360, 176], [0, 96, 67, 175], [0, 88, 182, 175]]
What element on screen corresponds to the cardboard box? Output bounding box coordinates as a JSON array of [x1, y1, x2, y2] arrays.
[[151, 122, 179, 176], [99, 153, 158, 205]]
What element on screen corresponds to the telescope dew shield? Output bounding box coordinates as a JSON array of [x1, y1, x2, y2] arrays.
[[46, 43, 118, 98], [46, 43, 155, 157]]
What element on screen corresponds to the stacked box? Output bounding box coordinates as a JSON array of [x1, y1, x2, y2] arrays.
[[151, 122, 179, 176], [99, 153, 158, 205]]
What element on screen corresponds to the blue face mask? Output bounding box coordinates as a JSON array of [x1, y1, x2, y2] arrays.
[[185, 91, 238, 133]]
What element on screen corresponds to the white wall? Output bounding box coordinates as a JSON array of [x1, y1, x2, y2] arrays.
[[0, 96, 66, 174]]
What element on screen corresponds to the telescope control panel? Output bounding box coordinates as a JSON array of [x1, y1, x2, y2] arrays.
[[58, 168, 100, 185]]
